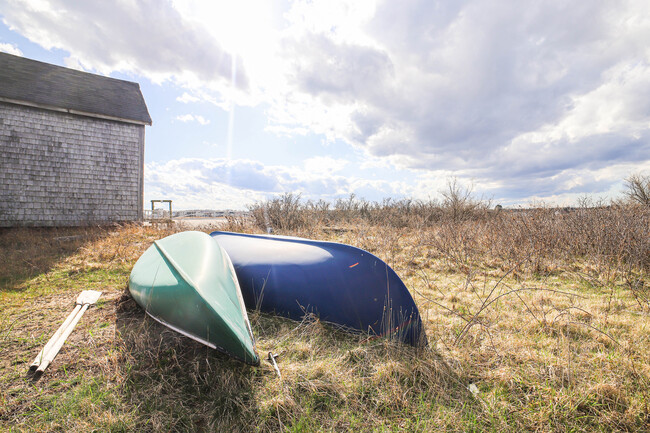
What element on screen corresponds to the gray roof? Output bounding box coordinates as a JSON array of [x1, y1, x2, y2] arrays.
[[0, 52, 152, 125]]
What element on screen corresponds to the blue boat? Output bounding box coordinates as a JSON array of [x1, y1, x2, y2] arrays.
[[210, 231, 426, 346]]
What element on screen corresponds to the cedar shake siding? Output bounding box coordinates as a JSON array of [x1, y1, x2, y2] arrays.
[[0, 52, 151, 227]]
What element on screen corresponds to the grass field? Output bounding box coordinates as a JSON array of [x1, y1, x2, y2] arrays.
[[1, 202, 649, 432]]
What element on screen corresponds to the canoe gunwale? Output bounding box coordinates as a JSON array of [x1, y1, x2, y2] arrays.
[[145, 311, 261, 366]]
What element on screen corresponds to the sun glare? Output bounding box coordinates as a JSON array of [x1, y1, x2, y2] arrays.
[[173, 0, 276, 61]]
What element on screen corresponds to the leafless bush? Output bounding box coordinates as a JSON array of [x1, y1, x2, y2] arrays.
[[429, 203, 650, 283], [623, 173, 650, 206], [248, 192, 650, 290], [248, 191, 490, 233], [440, 178, 491, 222], [248, 193, 312, 231]]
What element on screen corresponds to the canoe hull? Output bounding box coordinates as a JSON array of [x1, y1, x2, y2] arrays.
[[129, 231, 259, 365], [210, 231, 426, 346]]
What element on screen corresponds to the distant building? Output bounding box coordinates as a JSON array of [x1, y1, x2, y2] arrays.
[[0, 52, 152, 227]]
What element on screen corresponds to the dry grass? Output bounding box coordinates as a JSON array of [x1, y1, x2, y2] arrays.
[[1, 205, 649, 432]]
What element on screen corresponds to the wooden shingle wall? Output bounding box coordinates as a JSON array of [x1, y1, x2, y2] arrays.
[[0, 102, 144, 226]]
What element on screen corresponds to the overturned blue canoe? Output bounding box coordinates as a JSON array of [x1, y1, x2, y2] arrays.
[[210, 231, 426, 346]]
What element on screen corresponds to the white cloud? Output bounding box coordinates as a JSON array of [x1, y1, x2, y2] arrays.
[[0, 0, 248, 89], [302, 156, 348, 176], [176, 114, 210, 125], [262, 0, 650, 200], [0, 42, 22, 56], [145, 160, 269, 210], [176, 92, 201, 103], [144, 157, 407, 209], [4, 0, 650, 203]]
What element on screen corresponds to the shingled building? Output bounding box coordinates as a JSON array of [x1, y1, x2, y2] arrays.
[[0, 52, 152, 227]]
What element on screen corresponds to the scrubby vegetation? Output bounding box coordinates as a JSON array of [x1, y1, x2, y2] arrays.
[[1, 191, 649, 431]]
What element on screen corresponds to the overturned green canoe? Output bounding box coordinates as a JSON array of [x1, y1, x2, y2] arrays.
[[128, 231, 259, 365]]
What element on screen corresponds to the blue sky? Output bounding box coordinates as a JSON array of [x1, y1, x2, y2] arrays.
[[2, 0, 650, 209]]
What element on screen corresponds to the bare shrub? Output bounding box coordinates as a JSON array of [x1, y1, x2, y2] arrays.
[[623, 173, 650, 206], [247, 189, 489, 233], [222, 213, 256, 233], [440, 178, 491, 222], [428, 203, 650, 278], [245, 187, 649, 306], [249, 193, 312, 232]]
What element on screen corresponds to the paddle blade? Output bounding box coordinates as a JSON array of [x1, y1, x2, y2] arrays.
[[78, 290, 102, 305]]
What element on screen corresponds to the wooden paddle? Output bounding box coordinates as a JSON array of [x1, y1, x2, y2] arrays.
[[30, 290, 102, 375]]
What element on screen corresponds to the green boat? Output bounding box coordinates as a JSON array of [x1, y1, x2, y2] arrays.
[[128, 231, 259, 365]]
